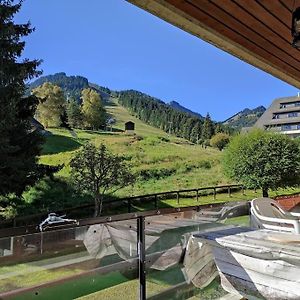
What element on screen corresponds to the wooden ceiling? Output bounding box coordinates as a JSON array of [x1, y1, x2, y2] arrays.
[[128, 0, 300, 88]]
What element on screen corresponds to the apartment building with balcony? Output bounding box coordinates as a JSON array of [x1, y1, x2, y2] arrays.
[[254, 96, 300, 138]]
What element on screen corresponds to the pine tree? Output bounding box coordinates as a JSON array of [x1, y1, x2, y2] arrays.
[[202, 113, 215, 141], [33, 82, 66, 127], [0, 0, 42, 197], [81, 88, 106, 130], [66, 98, 83, 128], [190, 123, 202, 144]]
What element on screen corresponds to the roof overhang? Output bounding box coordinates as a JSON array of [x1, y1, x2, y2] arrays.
[[128, 0, 300, 88]]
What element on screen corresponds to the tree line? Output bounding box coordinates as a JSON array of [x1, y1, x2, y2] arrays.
[[29, 72, 90, 101], [32, 82, 107, 130], [118, 90, 233, 144]]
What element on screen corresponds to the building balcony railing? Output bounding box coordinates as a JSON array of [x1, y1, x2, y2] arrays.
[[0, 201, 249, 300]]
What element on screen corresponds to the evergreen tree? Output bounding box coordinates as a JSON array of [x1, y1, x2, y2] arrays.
[[202, 113, 215, 141], [190, 123, 202, 144], [0, 1, 42, 197], [66, 98, 83, 128], [33, 82, 66, 127], [81, 88, 106, 129], [215, 123, 224, 133], [118, 90, 217, 143]]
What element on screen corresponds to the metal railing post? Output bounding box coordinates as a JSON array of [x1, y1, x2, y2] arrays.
[[137, 216, 146, 300]]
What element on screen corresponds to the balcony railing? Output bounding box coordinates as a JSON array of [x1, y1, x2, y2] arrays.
[[0, 201, 249, 300]]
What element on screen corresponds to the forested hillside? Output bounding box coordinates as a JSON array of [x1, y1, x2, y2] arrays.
[[29, 72, 111, 102], [223, 106, 266, 129], [118, 90, 230, 143], [29, 72, 89, 101], [28, 73, 237, 144]]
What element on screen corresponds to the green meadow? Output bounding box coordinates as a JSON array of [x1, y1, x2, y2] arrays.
[[25, 99, 300, 213], [36, 100, 224, 201]]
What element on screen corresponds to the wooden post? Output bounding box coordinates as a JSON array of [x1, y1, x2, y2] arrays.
[[177, 192, 180, 205], [228, 187, 231, 198], [242, 186, 245, 195], [196, 190, 199, 202], [213, 188, 216, 200]]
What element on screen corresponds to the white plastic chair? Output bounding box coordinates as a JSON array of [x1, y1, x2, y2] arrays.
[[250, 197, 300, 234]]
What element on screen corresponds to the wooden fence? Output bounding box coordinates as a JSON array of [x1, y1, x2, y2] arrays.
[[0, 184, 244, 228]]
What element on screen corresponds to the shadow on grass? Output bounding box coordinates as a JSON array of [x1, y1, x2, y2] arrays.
[[41, 135, 82, 155], [22, 177, 93, 218]]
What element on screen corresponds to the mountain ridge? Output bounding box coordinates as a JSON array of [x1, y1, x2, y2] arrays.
[[168, 101, 203, 119], [222, 106, 266, 129]]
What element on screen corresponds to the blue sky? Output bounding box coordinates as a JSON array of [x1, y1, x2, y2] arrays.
[[16, 0, 298, 121]]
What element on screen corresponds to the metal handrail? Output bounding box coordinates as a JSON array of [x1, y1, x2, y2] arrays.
[[0, 200, 249, 239]]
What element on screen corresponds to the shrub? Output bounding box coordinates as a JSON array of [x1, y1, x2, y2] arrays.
[[210, 133, 230, 151]]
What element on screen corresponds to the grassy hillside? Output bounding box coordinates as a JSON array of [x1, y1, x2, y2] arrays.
[[105, 98, 167, 137], [39, 98, 225, 198], [23, 98, 299, 216]]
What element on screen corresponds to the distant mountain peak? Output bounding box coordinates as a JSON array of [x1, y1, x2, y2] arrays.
[[168, 101, 203, 119], [223, 105, 266, 129]]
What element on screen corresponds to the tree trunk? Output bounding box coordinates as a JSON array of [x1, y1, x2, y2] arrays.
[[94, 193, 102, 217], [262, 188, 268, 198]]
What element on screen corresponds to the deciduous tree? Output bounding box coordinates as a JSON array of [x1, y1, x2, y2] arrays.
[[81, 88, 106, 130], [223, 130, 300, 197], [210, 133, 230, 150], [70, 143, 135, 216], [33, 82, 66, 127]]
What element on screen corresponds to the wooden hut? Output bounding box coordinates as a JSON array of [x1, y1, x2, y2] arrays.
[[125, 121, 135, 134]]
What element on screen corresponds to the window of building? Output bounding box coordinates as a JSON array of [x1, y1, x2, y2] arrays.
[[288, 112, 298, 117], [280, 101, 300, 109], [282, 125, 292, 131]]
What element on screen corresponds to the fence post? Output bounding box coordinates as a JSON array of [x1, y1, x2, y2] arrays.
[[177, 192, 180, 205], [228, 187, 231, 198], [128, 199, 131, 213], [213, 188, 216, 200], [196, 190, 199, 202], [242, 186, 245, 195], [137, 216, 146, 300]]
